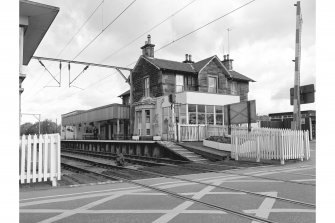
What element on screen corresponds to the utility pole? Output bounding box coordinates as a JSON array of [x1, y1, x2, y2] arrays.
[[292, 1, 302, 130]]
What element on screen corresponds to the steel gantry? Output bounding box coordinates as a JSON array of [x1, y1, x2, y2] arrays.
[[32, 56, 135, 135]]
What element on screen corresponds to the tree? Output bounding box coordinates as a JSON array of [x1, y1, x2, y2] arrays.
[[20, 119, 61, 135]]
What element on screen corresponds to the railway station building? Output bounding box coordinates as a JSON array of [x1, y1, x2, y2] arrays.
[[61, 35, 255, 140]]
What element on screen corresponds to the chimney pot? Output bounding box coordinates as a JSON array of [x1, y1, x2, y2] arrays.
[[189, 54, 192, 62], [147, 34, 151, 44], [223, 55, 227, 61], [227, 54, 230, 60], [185, 54, 188, 61]]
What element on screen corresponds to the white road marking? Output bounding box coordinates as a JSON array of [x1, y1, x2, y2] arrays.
[[20, 209, 228, 214], [152, 180, 224, 223], [291, 179, 315, 182], [37, 193, 124, 223], [250, 192, 278, 223]]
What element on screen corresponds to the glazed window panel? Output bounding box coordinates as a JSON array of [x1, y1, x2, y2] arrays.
[[198, 105, 205, 113], [216, 114, 223, 125], [189, 113, 197, 124], [145, 110, 150, 123], [208, 76, 217, 93], [207, 114, 214, 124], [215, 106, 223, 114], [188, 104, 196, 112], [144, 77, 149, 97], [176, 74, 184, 92], [198, 113, 205, 124]]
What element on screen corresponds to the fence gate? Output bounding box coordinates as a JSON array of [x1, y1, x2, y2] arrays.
[[19, 134, 61, 186]]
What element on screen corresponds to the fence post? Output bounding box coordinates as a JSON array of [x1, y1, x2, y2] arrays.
[[32, 135, 37, 183], [57, 134, 61, 181], [50, 134, 57, 187], [280, 130, 285, 165], [43, 134, 49, 182], [38, 134, 43, 182], [26, 135, 32, 183], [20, 135, 26, 184], [235, 136, 239, 161], [256, 136, 260, 162], [177, 124, 181, 142]]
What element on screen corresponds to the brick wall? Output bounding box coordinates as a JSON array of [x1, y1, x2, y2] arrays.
[[198, 59, 229, 93], [162, 71, 176, 94], [132, 57, 161, 102]]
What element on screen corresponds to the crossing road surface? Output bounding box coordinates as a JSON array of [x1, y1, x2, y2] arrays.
[[20, 142, 316, 223]]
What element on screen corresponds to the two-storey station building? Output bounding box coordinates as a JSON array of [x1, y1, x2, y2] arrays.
[[62, 35, 255, 141]]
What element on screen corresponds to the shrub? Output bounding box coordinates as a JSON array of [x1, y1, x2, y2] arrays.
[[206, 136, 231, 144]]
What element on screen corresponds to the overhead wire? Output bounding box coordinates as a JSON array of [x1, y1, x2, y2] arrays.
[[155, 0, 257, 52], [25, 0, 138, 102], [62, 0, 258, 99], [27, 0, 258, 104], [23, 0, 105, 99], [100, 0, 198, 63]]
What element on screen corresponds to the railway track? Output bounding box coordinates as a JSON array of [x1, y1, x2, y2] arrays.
[[61, 153, 315, 208], [60, 159, 279, 223], [62, 149, 315, 186]]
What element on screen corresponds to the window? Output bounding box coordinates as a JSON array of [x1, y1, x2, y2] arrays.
[[215, 106, 223, 125], [208, 76, 217, 93], [206, 105, 214, 125], [144, 77, 149, 97], [176, 75, 184, 92], [231, 81, 237, 94], [136, 111, 142, 134], [145, 110, 150, 123], [188, 104, 196, 124], [145, 110, 150, 135], [197, 105, 205, 124]]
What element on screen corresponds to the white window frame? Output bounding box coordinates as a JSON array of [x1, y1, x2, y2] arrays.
[[144, 76, 149, 97], [176, 74, 184, 93], [208, 76, 218, 93]]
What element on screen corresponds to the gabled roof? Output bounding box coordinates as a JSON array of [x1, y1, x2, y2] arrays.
[[192, 56, 214, 72], [136, 55, 255, 82], [143, 57, 196, 73], [230, 70, 255, 82]]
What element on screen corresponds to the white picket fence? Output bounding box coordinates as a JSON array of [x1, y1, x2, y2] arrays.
[[177, 124, 228, 141], [19, 134, 61, 186], [231, 127, 310, 164]]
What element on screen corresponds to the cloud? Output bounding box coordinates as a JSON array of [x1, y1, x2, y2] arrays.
[[24, 0, 315, 120]]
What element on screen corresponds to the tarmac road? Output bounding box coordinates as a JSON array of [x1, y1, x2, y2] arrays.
[[20, 142, 316, 223]]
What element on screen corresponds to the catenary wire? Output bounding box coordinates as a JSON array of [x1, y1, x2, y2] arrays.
[[100, 0, 198, 63], [67, 0, 259, 95], [24, 0, 137, 102], [24, 0, 105, 97]]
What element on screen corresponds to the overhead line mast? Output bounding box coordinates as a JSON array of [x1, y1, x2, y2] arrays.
[[293, 1, 302, 130]]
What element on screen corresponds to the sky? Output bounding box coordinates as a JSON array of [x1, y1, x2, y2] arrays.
[[20, 0, 316, 124]]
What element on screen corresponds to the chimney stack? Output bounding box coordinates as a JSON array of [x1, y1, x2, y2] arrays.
[[188, 54, 192, 63], [183, 53, 194, 63], [222, 54, 233, 70], [141, 34, 155, 57]]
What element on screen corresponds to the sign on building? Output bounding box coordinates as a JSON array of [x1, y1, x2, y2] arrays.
[[290, 84, 315, 105], [224, 100, 256, 126]]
